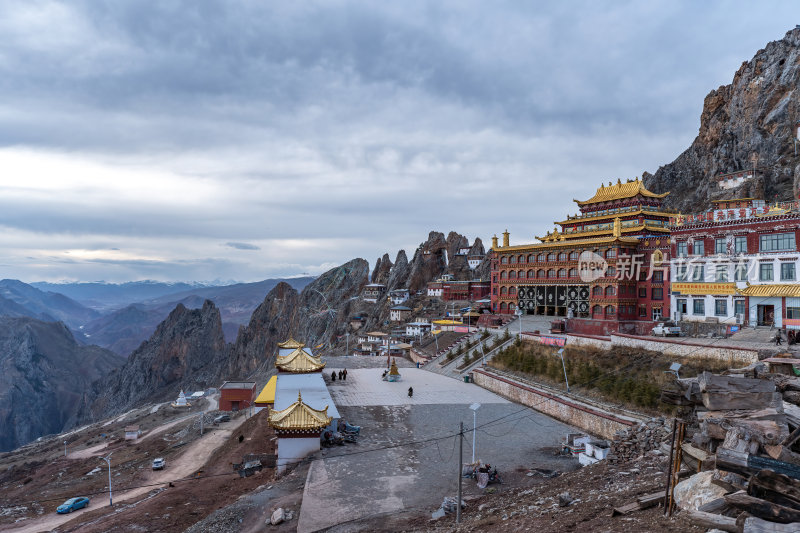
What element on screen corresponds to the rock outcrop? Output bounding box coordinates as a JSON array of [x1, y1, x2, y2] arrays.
[[371, 253, 393, 285], [644, 27, 800, 212], [0, 318, 123, 451], [86, 300, 227, 419]]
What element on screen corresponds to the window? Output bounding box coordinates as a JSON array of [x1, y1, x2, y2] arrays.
[[715, 299, 727, 316], [715, 265, 728, 282], [537, 269, 544, 278], [528, 254, 534, 262], [734, 263, 748, 281], [558, 252, 567, 261], [547, 269, 556, 278], [638, 305, 647, 317], [677, 242, 688, 257], [500, 302, 507, 311], [692, 265, 705, 281], [547, 253, 556, 261], [734, 236, 747, 254], [760, 232, 796, 252], [509, 271, 516, 279], [693, 240, 705, 256], [638, 287, 646, 298], [677, 299, 687, 314], [500, 271, 507, 280], [569, 267, 577, 277], [593, 286, 603, 296], [492, 275, 497, 283], [781, 262, 796, 281], [527, 270, 534, 278], [693, 299, 705, 315], [787, 306, 800, 320], [676, 265, 687, 281], [592, 305, 603, 317], [501, 256, 508, 264], [759, 263, 773, 281], [509, 287, 516, 296], [652, 270, 664, 282], [605, 305, 615, 316], [652, 287, 664, 300], [606, 266, 616, 277], [569, 251, 579, 260], [538, 253, 546, 262], [606, 249, 617, 259], [492, 287, 497, 295], [715, 238, 726, 255], [558, 268, 566, 278], [518, 255, 525, 263], [652, 307, 663, 321], [734, 299, 745, 317], [605, 286, 615, 296], [500, 286, 507, 295]]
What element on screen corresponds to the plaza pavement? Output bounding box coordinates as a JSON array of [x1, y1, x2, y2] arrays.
[[296, 367, 580, 532]]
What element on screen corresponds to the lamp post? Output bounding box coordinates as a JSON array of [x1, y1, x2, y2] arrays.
[[557, 348, 570, 392], [469, 403, 481, 464], [345, 332, 350, 356], [100, 452, 113, 507], [64, 440, 67, 458]]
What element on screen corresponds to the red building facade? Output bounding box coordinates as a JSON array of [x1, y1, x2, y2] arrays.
[[490, 179, 673, 335], [219, 381, 257, 412]]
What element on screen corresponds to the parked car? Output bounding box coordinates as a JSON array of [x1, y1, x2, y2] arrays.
[[651, 322, 682, 337], [152, 458, 166, 470], [56, 497, 90, 514], [214, 414, 231, 424]]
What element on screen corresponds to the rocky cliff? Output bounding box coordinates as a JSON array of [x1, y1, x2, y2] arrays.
[[86, 300, 227, 419], [644, 27, 800, 212], [0, 318, 123, 451]]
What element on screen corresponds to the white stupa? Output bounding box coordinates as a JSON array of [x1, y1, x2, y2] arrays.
[[171, 389, 191, 408]]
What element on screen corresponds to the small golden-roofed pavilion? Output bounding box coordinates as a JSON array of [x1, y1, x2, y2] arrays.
[[268, 391, 332, 432], [275, 346, 326, 373], [574, 177, 668, 206], [278, 337, 305, 349]]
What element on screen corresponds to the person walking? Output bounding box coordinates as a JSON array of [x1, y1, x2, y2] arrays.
[[331, 370, 337, 381], [343, 369, 348, 380], [775, 331, 783, 346], [338, 370, 343, 380], [408, 386, 413, 398]]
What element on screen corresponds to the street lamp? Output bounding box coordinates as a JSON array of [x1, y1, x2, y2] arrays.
[[64, 440, 67, 458], [469, 403, 481, 464], [100, 452, 113, 507], [557, 348, 570, 392]]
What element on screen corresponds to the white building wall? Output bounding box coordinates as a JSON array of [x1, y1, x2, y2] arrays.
[[277, 437, 320, 473]]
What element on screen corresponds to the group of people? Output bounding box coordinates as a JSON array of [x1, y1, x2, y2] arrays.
[[774, 330, 798, 346], [331, 369, 348, 381]]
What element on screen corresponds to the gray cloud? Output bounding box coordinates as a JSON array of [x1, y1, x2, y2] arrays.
[[225, 242, 260, 251], [0, 1, 795, 282]]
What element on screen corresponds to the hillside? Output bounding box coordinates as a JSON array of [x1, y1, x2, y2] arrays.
[[644, 27, 800, 211], [0, 318, 123, 452]]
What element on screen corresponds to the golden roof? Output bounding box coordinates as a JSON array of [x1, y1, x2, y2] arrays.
[[497, 235, 639, 252], [575, 178, 668, 206], [555, 209, 670, 225], [278, 337, 305, 349], [737, 284, 800, 298], [268, 391, 332, 430], [275, 347, 326, 373], [254, 375, 277, 405]]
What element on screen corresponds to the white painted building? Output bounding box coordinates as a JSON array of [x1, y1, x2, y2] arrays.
[[389, 305, 412, 322], [389, 288, 409, 304], [405, 321, 432, 337]]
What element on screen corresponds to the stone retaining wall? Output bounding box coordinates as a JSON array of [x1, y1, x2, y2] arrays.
[[471, 369, 642, 439], [610, 333, 758, 364]]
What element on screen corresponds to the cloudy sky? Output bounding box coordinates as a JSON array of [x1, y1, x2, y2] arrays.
[[0, 1, 795, 283]]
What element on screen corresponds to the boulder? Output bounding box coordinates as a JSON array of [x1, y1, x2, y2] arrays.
[[270, 508, 285, 525], [673, 471, 728, 511]]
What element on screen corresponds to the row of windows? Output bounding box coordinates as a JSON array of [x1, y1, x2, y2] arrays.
[[676, 233, 797, 257], [493, 285, 663, 300], [675, 298, 746, 317], [499, 249, 619, 264], [497, 266, 623, 280], [676, 262, 797, 282]]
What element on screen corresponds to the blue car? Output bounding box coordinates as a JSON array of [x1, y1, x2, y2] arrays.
[[56, 497, 90, 514]]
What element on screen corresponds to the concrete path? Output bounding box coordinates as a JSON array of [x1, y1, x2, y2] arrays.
[[297, 368, 579, 533], [325, 368, 508, 407]]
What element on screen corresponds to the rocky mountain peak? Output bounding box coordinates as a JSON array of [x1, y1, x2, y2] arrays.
[[644, 27, 800, 212]]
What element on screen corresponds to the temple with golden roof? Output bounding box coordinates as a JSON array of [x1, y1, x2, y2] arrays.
[[275, 346, 326, 373], [269, 391, 334, 472], [490, 178, 673, 335]]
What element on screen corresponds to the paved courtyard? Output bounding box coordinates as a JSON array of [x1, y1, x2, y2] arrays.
[[325, 367, 509, 407], [297, 368, 580, 532]]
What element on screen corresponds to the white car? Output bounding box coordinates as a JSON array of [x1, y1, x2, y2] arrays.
[[152, 458, 166, 470], [651, 323, 682, 337]]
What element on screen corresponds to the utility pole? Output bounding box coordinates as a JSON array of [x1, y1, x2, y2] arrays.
[[469, 403, 481, 464], [557, 348, 570, 392], [457, 422, 463, 524], [200, 413, 204, 436], [101, 452, 113, 507], [345, 332, 350, 356], [64, 440, 67, 458]]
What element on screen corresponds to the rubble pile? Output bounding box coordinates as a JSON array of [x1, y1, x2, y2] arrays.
[[660, 363, 800, 531], [608, 418, 670, 464]]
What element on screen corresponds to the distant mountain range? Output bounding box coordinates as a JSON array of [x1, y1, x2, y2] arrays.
[[0, 279, 100, 330]]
